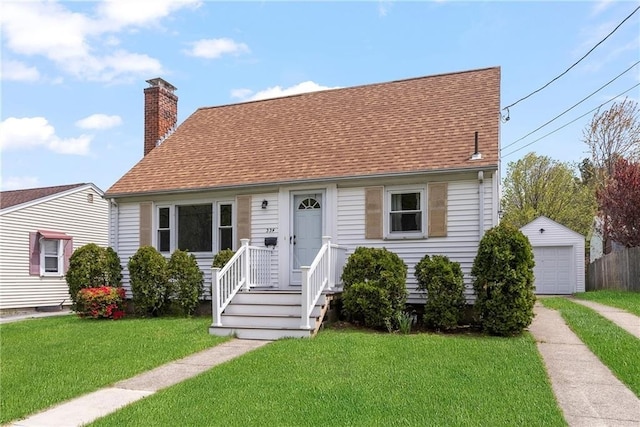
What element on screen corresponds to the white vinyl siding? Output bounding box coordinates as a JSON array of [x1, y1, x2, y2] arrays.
[[250, 193, 279, 286], [337, 177, 494, 302], [0, 187, 109, 310]]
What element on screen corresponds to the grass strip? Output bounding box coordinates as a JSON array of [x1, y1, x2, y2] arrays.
[[573, 290, 640, 316], [541, 297, 640, 397], [0, 315, 228, 424], [91, 330, 565, 427]]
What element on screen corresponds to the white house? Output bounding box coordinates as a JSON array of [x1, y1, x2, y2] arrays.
[[0, 183, 109, 312], [106, 68, 501, 338], [520, 216, 585, 295]]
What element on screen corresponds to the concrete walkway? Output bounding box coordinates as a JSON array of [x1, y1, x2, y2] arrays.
[[569, 298, 640, 339], [7, 339, 271, 427], [529, 302, 640, 427]]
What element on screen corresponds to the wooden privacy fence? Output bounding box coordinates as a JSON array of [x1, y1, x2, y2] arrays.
[[586, 246, 640, 292]]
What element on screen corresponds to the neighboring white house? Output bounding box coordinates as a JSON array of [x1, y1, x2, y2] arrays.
[[521, 216, 585, 295], [0, 183, 109, 312], [105, 68, 501, 338]]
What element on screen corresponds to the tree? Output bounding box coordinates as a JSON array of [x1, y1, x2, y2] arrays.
[[501, 152, 596, 236], [597, 157, 640, 248], [583, 98, 640, 189]]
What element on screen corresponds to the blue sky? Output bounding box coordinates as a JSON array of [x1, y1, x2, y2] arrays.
[[1, 0, 638, 192]]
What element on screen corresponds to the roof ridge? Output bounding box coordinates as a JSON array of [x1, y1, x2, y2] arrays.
[[196, 66, 500, 111]]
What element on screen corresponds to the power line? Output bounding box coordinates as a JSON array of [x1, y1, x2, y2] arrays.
[[500, 82, 640, 159], [501, 60, 640, 151], [502, 5, 640, 112]]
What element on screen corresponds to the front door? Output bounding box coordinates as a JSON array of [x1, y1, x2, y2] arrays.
[[290, 194, 323, 285]]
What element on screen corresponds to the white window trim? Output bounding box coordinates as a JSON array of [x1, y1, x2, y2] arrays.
[[384, 185, 427, 239], [216, 200, 235, 252], [154, 200, 236, 254], [40, 238, 64, 276]]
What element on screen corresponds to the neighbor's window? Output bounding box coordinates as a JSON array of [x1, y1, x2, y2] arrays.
[[41, 239, 62, 274], [387, 188, 425, 237], [218, 203, 233, 251], [177, 204, 212, 252]]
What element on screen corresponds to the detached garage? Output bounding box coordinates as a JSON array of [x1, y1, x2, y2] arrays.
[[520, 216, 585, 295]]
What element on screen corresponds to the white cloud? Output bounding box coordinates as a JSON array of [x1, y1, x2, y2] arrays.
[[0, 176, 40, 191], [378, 1, 393, 17], [76, 114, 123, 130], [244, 81, 342, 101], [185, 38, 250, 59], [591, 0, 614, 16], [0, 0, 199, 83], [0, 117, 91, 155], [96, 0, 201, 29], [1, 60, 40, 82], [230, 88, 253, 99]]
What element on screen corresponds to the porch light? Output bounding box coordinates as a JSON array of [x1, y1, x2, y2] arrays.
[[261, 200, 268, 209]]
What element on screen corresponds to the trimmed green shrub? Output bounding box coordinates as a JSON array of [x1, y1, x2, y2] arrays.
[[66, 243, 122, 309], [128, 246, 171, 317], [343, 281, 393, 328], [212, 249, 235, 269], [415, 254, 465, 330], [75, 286, 126, 320], [341, 247, 407, 329], [104, 247, 123, 286], [168, 250, 204, 316], [471, 223, 536, 336]]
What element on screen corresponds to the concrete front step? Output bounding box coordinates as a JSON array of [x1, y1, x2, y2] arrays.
[[220, 313, 319, 328], [224, 303, 322, 317], [232, 290, 310, 306], [209, 289, 335, 340], [209, 325, 314, 340]]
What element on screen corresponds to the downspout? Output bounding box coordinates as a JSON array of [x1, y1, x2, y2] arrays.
[[110, 198, 119, 252], [478, 171, 485, 240]]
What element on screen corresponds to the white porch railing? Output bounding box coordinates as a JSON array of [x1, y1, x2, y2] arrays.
[[300, 236, 347, 329], [212, 239, 272, 326]]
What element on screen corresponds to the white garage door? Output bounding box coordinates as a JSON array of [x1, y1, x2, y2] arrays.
[[532, 246, 574, 294]]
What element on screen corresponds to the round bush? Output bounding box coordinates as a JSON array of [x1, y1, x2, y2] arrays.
[[66, 243, 122, 308], [128, 246, 170, 317], [342, 281, 393, 328], [471, 223, 536, 336], [168, 250, 204, 316], [415, 254, 465, 330], [212, 249, 236, 269], [341, 247, 407, 329]]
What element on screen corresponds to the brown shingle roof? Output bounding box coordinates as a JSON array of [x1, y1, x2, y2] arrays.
[[0, 183, 87, 210], [107, 67, 500, 196]]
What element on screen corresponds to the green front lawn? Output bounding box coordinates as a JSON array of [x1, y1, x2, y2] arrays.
[[541, 297, 640, 397], [574, 290, 640, 316], [91, 330, 565, 427], [0, 315, 228, 424]]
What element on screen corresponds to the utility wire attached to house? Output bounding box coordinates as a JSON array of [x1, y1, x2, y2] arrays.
[[501, 4, 640, 115], [501, 60, 640, 151], [500, 82, 640, 159]]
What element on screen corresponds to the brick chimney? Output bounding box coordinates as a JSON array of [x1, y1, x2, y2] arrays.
[[144, 78, 177, 156]]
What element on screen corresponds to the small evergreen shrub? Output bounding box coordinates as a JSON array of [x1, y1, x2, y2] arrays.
[[168, 250, 204, 316], [128, 246, 171, 317], [343, 281, 393, 328], [66, 243, 122, 309], [415, 254, 465, 330], [75, 286, 126, 320], [341, 247, 407, 329], [471, 223, 536, 336], [104, 247, 123, 286], [212, 249, 236, 269]]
